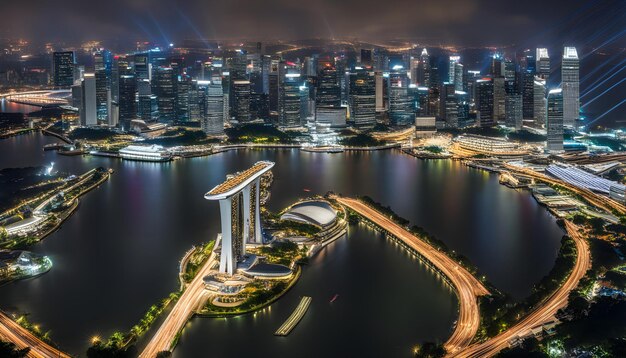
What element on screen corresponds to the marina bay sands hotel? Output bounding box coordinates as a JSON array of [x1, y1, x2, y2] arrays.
[[205, 161, 275, 275]]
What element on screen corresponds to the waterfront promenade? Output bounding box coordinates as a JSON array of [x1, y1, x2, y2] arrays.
[[333, 196, 489, 354]]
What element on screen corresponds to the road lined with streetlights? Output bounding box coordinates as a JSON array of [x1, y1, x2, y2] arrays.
[[333, 196, 490, 354], [139, 252, 216, 358], [456, 220, 591, 357], [0, 311, 69, 358]]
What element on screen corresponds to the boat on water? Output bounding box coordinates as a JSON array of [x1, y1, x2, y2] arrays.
[[303, 188, 311, 192], [119, 144, 172, 162], [330, 294, 339, 303]]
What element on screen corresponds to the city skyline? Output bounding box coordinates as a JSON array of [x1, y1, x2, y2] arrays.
[[0, 1, 625, 357]]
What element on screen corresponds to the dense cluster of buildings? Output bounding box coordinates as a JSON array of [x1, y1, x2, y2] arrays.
[[2, 40, 581, 153]]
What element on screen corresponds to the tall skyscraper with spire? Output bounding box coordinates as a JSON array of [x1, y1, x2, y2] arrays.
[[561, 47, 580, 127]]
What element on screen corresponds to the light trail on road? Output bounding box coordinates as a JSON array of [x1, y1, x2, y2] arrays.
[[139, 253, 216, 358], [456, 221, 591, 357], [0, 311, 69, 358], [333, 196, 489, 354]]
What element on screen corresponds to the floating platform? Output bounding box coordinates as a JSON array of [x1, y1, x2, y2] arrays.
[[274, 296, 312, 336]]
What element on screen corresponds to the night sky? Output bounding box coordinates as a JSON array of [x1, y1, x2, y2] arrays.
[[3, 0, 625, 47]]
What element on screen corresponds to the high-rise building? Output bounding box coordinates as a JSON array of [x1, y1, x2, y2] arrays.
[[118, 74, 137, 130], [232, 80, 251, 123], [198, 79, 225, 135], [533, 78, 547, 127], [373, 48, 388, 71], [71, 83, 82, 109], [375, 71, 385, 112], [522, 49, 537, 119], [411, 86, 429, 117], [476, 78, 494, 127], [152, 66, 176, 123], [449, 56, 460, 84], [111, 55, 131, 103], [348, 68, 376, 129], [137, 79, 158, 123], [316, 65, 341, 107], [454, 62, 464, 92], [456, 90, 471, 128], [388, 68, 413, 126], [409, 56, 420, 85], [440, 83, 458, 128], [491, 54, 503, 77], [562, 47, 579, 127], [547, 88, 564, 152], [493, 77, 506, 122], [428, 59, 440, 118], [80, 73, 97, 127], [94, 50, 111, 124], [360, 49, 373, 67], [134, 53, 151, 81], [417, 48, 430, 87], [176, 75, 193, 123], [53, 51, 75, 87], [279, 72, 303, 127], [249, 71, 268, 120], [505, 94, 523, 130], [536, 48, 550, 80]]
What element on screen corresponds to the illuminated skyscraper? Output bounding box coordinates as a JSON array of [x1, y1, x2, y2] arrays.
[[316, 65, 341, 107], [134, 53, 151, 81], [562, 47, 579, 127], [449, 55, 460, 84], [232, 80, 251, 123], [152, 66, 176, 123], [493, 77, 506, 122], [476, 78, 494, 127], [94, 50, 112, 124], [440, 83, 458, 128], [53, 51, 75, 87], [198, 78, 225, 135], [80, 73, 97, 127], [533, 78, 547, 126], [137, 79, 158, 123], [547, 88, 564, 152], [416, 48, 430, 87], [348, 67, 376, 129], [176, 75, 193, 123], [388, 68, 413, 126], [522, 49, 536, 119], [505, 94, 523, 130], [454, 62, 464, 92], [118, 74, 137, 130], [536, 48, 550, 80]]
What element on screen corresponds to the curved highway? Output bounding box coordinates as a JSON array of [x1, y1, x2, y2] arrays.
[[139, 253, 216, 358], [333, 196, 490, 354], [0, 311, 69, 358], [456, 221, 591, 357]]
